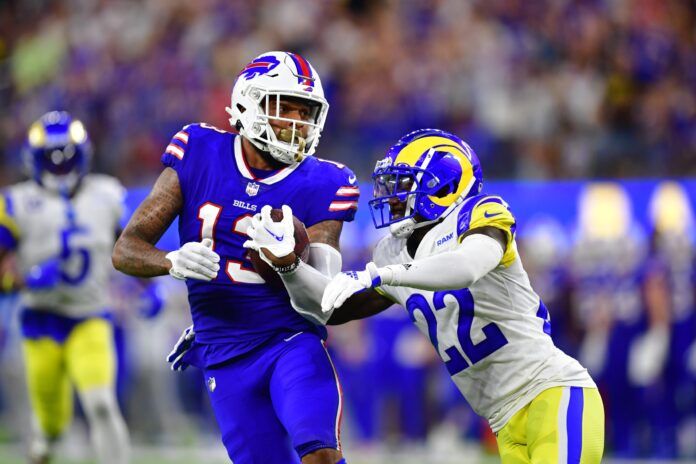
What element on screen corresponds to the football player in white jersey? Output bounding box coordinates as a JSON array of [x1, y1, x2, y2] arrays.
[[0, 112, 130, 464], [247, 129, 605, 463]]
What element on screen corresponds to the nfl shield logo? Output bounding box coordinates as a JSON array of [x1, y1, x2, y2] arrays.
[[207, 376, 216, 392], [246, 182, 260, 197]]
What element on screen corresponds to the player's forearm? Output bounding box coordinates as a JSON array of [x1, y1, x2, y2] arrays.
[[112, 168, 182, 278], [112, 232, 171, 277], [377, 234, 503, 291], [280, 243, 341, 324], [327, 289, 393, 324]]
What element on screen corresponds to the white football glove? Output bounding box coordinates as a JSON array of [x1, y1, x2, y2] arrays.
[[242, 205, 296, 266], [321, 262, 382, 313], [165, 238, 220, 281], [166, 325, 195, 371]]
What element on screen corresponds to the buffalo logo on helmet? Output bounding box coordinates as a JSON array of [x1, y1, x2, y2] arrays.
[[239, 55, 281, 80]]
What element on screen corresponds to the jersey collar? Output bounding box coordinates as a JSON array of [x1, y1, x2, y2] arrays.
[[233, 136, 301, 185]]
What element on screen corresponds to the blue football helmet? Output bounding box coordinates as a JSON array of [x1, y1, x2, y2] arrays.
[[23, 111, 92, 194], [369, 128, 483, 238]]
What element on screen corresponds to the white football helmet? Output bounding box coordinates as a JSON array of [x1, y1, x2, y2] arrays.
[[226, 51, 329, 165]]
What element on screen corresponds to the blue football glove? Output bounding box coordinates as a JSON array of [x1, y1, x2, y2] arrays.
[[24, 258, 61, 290], [166, 325, 195, 371], [138, 281, 164, 319]]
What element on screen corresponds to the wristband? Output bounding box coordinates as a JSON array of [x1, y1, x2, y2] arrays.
[[273, 255, 302, 274]]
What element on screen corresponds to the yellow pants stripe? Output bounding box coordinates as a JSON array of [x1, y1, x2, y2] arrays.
[[496, 386, 605, 464]]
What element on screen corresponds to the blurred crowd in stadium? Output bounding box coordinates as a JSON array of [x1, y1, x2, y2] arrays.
[[1, 0, 696, 462], [1, 0, 695, 186]]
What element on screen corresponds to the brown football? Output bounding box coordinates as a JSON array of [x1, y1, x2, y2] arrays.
[[247, 208, 310, 287]]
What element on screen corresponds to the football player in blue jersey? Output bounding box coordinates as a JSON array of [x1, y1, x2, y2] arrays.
[[0, 112, 131, 464], [113, 51, 358, 464]]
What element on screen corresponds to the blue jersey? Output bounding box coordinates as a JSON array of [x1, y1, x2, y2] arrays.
[[161, 123, 358, 366]]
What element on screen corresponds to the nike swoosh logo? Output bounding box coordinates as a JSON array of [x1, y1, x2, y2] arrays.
[[264, 227, 285, 241], [284, 332, 303, 342], [348, 175, 356, 184], [484, 211, 502, 218]]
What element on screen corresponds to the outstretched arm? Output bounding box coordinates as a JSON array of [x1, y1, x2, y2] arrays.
[[377, 226, 506, 291], [326, 289, 394, 324], [282, 218, 395, 325], [112, 168, 182, 277], [322, 227, 507, 313]]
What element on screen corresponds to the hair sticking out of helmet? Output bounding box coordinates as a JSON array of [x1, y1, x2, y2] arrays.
[[369, 129, 483, 238], [22, 111, 92, 195], [226, 51, 329, 165]]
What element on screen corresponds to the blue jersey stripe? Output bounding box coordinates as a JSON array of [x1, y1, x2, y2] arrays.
[[566, 386, 584, 464]]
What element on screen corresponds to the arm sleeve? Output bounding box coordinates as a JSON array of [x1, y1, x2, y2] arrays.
[[378, 233, 504, 291], [279, 243, 342, 325]]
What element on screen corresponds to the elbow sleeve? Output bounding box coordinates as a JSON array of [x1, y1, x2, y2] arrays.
[[280, 244, 342, 325]]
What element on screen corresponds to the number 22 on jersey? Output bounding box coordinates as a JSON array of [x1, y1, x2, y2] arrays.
[[406, 288, 508, 376], [197, 202, 265, 284]]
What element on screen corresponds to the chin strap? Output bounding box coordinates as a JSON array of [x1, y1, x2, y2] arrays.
[[389, 217, 442, 239]]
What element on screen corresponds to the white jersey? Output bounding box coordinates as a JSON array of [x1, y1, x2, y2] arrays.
[[373, 194, 595, 432], [3, 175, 125, 317]]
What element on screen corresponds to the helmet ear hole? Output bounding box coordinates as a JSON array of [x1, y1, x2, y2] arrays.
[[433, 184, 453, 198]]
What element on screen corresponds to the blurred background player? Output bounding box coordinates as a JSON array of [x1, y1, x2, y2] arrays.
[[634, 182, 696, 458], [570, 183, 645, 457], [112, 51, 358, 464], [0, 111, 130, 464], [309, 129, 605, 463]]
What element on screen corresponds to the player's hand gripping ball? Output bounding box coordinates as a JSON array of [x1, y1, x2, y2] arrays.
[[244, 205, 310, 286]]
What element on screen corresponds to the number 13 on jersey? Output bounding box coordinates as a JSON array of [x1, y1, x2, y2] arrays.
[[197, 202, 265, 284]]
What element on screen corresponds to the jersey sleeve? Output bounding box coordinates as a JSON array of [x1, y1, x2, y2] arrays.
[[0, 190, 20, 250], [302, 159, 360, 227], [457, 195, 517, 267], [161, 124, 193, 174]]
